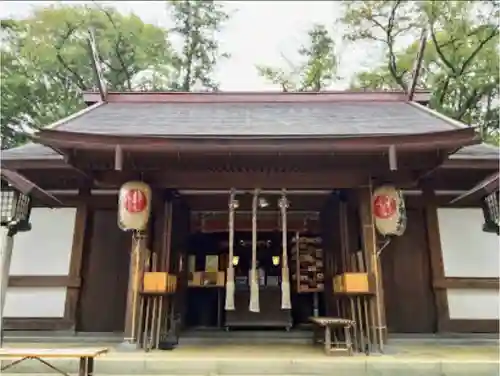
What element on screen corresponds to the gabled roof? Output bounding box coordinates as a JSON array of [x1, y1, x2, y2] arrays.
[[0, 91, 495, 162], [33, 102, 465, 136]]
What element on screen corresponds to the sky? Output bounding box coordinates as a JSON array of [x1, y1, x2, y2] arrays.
[[0, 0, 383, 91]]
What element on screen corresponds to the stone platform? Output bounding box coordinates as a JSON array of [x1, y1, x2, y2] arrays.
[[1, 336, 499, 375]]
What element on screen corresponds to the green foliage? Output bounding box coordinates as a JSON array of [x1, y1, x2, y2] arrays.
[[341, 0, 500, 144], [1, 1, 231, 149], [1, 4, 172, 149], [256, 24, 338, 91], [167, 0, 230, 91]]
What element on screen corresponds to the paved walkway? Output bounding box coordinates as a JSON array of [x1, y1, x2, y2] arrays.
[[1, 342, 499, 375]]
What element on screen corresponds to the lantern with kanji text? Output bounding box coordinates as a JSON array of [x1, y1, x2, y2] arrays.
[[372, 185, 407, 236], [118, 181, 152, 231]]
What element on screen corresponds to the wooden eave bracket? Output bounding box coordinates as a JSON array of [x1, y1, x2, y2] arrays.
[[450, 172, 499, 204], [0, 169, 62, 206], [115, 145, 123, 171], [388, 145, 397, 171]]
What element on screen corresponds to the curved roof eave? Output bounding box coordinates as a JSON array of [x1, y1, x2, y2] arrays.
[[34, 127, 479, 154]]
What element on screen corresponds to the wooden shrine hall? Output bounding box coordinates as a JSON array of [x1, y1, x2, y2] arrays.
[[1, 90, 498, 353]]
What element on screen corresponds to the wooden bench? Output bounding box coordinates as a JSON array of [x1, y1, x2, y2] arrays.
[[0, 347, 108, 376], [309, 316, 355, 356]]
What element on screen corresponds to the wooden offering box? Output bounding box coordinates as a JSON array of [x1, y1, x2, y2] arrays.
[[143, 272, 177, 293], [333, 272, 374, 295], [188, 271, 225, 287]]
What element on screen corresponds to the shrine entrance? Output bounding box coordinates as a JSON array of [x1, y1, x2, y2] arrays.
[[181, 190, 328, 335]]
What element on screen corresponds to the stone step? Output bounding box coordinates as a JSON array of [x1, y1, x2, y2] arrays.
[[2, 357, 499, 376]]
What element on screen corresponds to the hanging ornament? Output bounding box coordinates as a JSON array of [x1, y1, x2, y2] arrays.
[[279, 189, 292, 310], [118, 181, 152, 231], [372, 185, 406, 236], [225, 189, 237, 311]]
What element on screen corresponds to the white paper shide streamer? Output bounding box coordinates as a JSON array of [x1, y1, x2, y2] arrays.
[[279, 190, 292, 309], [225, 189, 236, 311], [249, 189, 260, 312]]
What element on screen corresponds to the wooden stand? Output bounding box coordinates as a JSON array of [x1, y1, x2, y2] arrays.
[[291, 235, 324, 293], [310, 316, 354, 356]]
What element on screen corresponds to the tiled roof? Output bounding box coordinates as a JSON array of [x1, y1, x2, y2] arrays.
[[2, 99, 498, 161], [449, 143, 498, 160], [34, 101, 466, 136]]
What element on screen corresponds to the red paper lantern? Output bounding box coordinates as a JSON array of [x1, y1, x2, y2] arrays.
[[124, 189, 147, 213], [373, 194, 397, 219]]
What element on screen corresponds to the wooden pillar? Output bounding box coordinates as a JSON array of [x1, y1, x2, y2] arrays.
[[150, 191, 174, 334], [320, 192, 342, 316], [170, 195, 191, 329], [357, 186, 387, 347], [123, 230, 148, 344], [422, 186, 449, 333], [65, 188, 90, 331]]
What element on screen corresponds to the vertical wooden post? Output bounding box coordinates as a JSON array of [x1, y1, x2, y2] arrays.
[[422, 185, 449, 332], [65, 187, 90, 331], [123, 232, 147, 344], [320, 192, 341, 317], [357, 186, 387, 348]]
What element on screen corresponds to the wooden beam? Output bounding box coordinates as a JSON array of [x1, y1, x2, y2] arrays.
[[4, 318, 72, 331], [64, 188, 90, 331], [443, 319, 499, 333], [83, 90, 431, 104], [93, 170, 418, 190], [434, 277, 500, 290], [8, 275, 80, 288], [191, 216, 320, 233], [37, 127, 477, 154], [357, 186, 387, 347], [422, 186, 450, 333], [123, 233, 148, 344]]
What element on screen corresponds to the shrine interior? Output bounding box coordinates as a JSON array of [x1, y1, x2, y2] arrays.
[[183, 191, 328, 332]]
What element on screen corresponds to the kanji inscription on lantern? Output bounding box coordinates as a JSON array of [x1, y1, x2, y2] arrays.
[[124, 189, 147, 213], [373, 195, 397, 219]]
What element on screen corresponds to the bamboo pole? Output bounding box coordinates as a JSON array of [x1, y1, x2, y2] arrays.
[[358, 250, 371, 351], [162, 201, 173, 338], [368, 179, 385, 353], [129, 233, 143, 344]]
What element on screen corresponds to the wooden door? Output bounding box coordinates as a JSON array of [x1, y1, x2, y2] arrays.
[[77, 210, 131, 332], [381, 208, 436, 333]]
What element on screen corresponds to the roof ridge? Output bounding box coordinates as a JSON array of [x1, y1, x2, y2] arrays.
[[2, 102, 105, 153], [408, 102, 499, 154], [44, 101, 105, 130], [408, 101, 471, 130]]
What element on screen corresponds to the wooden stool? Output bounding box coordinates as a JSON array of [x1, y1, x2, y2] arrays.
[[310, 316, 355, 356]]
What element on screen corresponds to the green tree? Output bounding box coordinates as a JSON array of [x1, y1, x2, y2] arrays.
[[167, 0, 230, 91], [257, 24, 338, 92], [340, 0, 499, 143], [1, 4, 172, 149]]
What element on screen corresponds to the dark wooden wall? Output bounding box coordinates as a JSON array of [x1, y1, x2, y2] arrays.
[[76, 210, 131, 332], [170, 198, 191, 328], [381, 208, 436, 333]]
